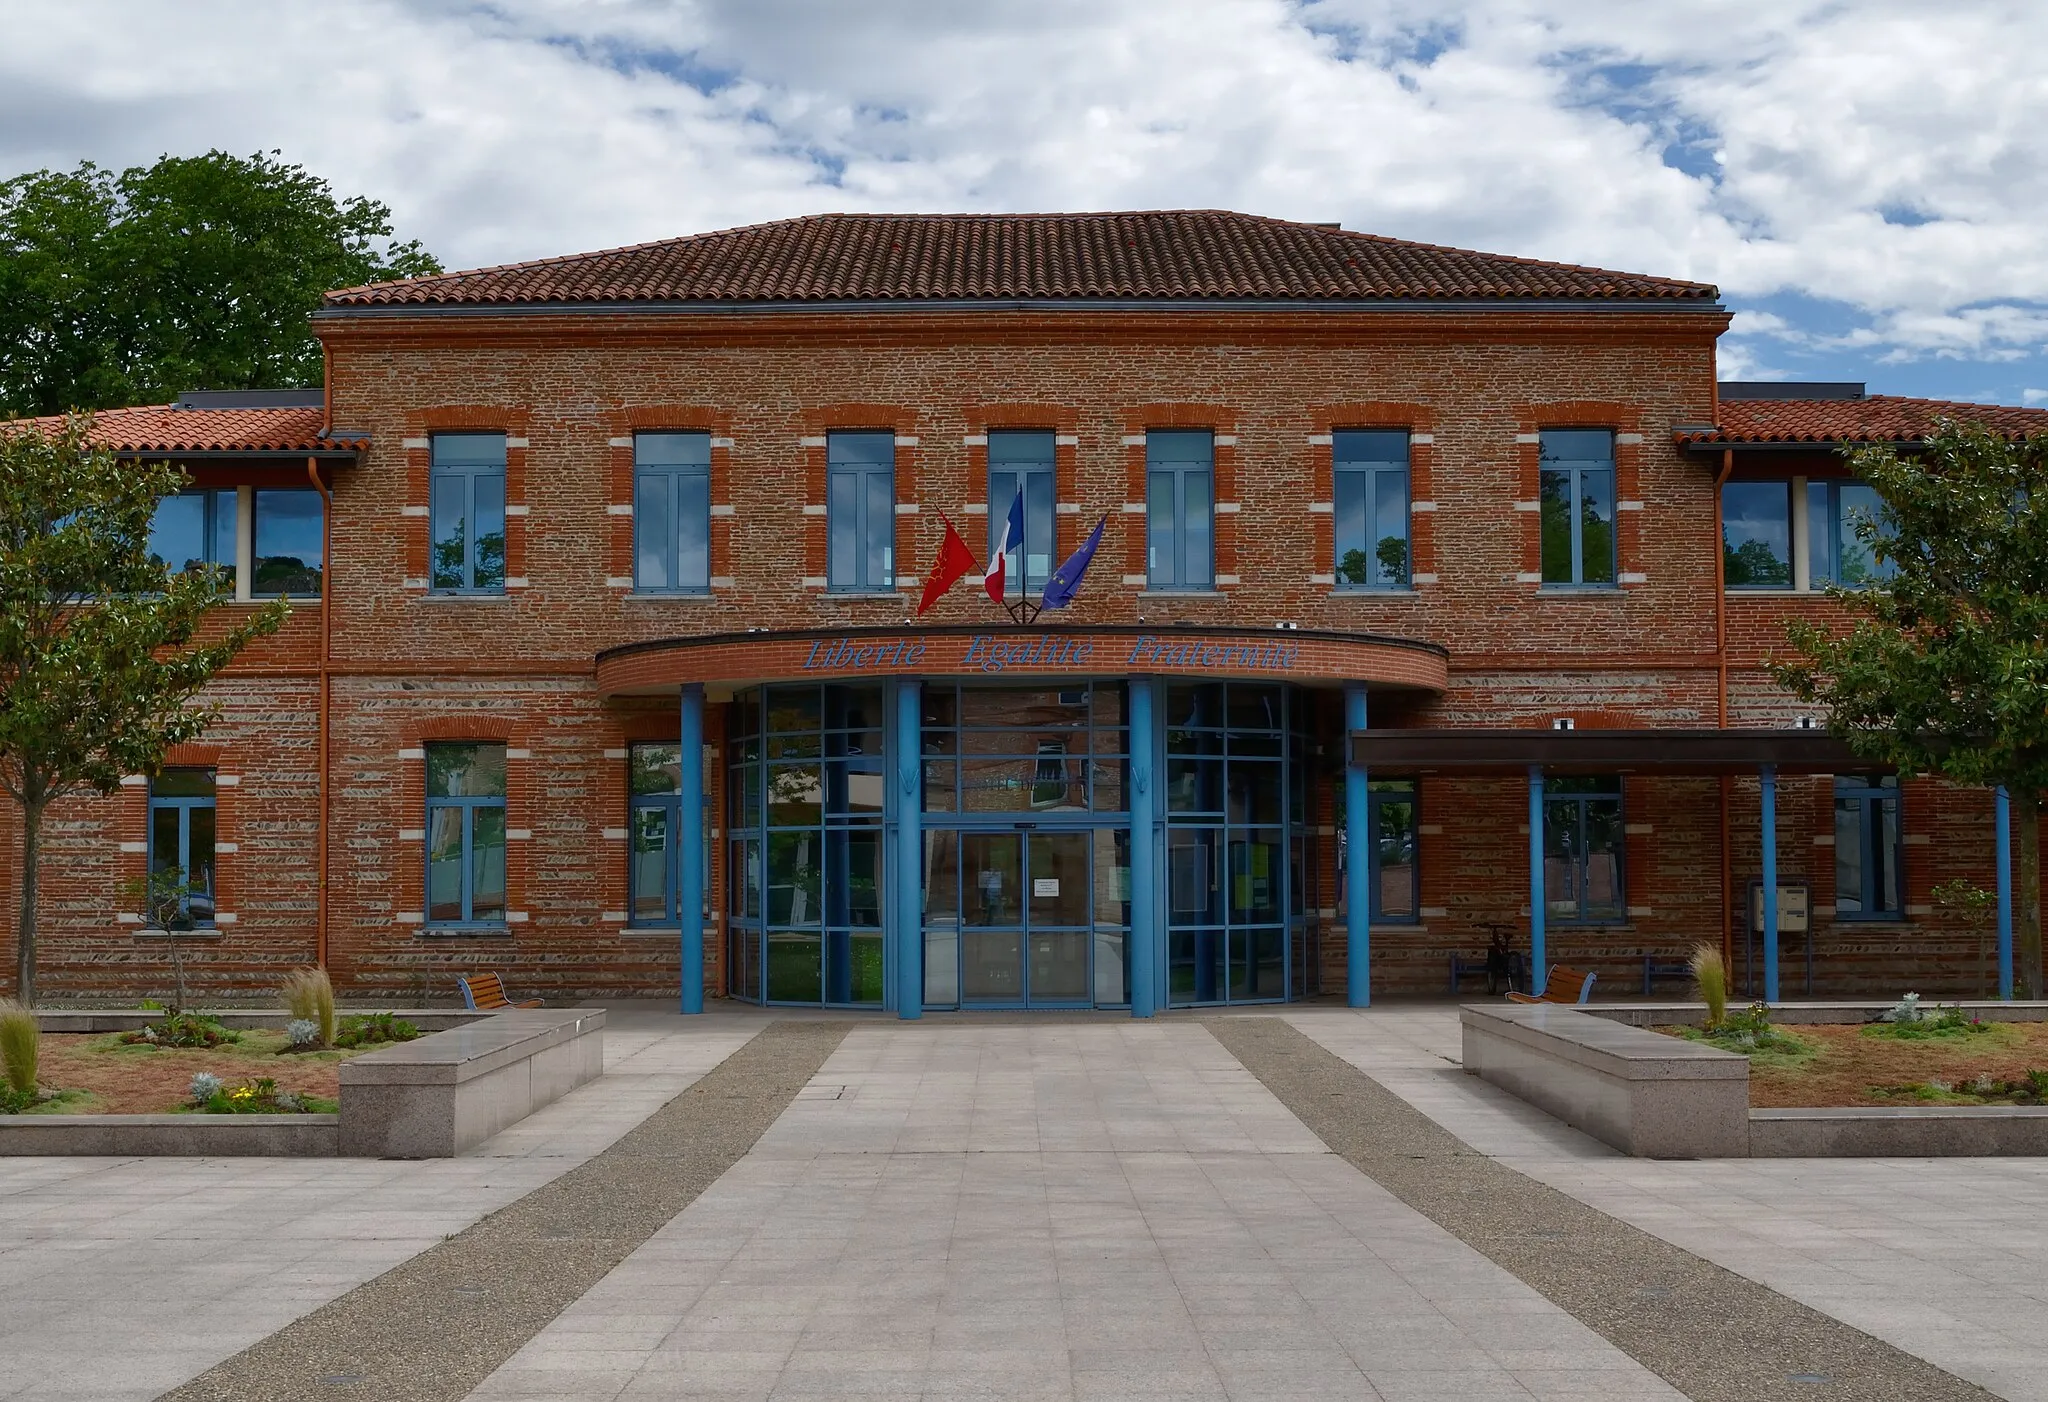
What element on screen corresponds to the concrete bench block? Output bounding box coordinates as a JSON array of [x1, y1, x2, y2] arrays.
[[1461, 1003, 1749, 1159], [339, 1007, 605, 1158]]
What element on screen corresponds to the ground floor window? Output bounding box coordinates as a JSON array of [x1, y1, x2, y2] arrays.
[[426, 743, 507, 926], [1368, 779, 1419, 922], [1835, 774, 1902, 918], [628, 741, 714, 926], [1542, 776, 1624, 923], [146, 769, 216, 927]]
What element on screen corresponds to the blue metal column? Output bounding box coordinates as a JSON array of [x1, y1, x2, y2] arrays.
[[679, 684, 706, 1015], [1997, 786, 2015, 1000], [1344, 683, 1371, 1007], [893, 679, 924, 1020], [1128, 678, 1159, 1018], [1527, 765, 1545, 990], [1761, 763, 1780, 1004]]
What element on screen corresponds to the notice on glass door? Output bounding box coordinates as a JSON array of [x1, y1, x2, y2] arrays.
[[1033, 878, 1059, 897]]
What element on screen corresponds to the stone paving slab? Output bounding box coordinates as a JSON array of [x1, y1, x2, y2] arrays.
[[1283, 1007, 2039, 1401], [0, 1013, 763, 1402], [468, 1022, 1684, 1402]]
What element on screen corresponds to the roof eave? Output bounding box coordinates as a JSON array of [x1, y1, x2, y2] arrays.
[[315, 295, 1727, 320]]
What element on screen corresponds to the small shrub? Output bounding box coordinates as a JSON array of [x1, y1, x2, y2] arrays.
[[188, 1072, 223, 1104], [190, 1075, 336, 1115], [280, 968, 336, 1047], [1881, 992, 1925, 1024], [0, 999, 38, 1095], [1689, 943, 1728, 1029], [1866, 997, 1989, 1041], [334, 1012, 421, 1049], [123, 1012, 236, 1049], [284, 1019, 322, 1050]]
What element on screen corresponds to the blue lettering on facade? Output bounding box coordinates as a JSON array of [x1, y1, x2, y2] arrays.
[[800, 633, 1297, 674]]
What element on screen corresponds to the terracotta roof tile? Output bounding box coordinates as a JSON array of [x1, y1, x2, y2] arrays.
[[326, 211, 1717, 308], [1678, 395, 2048, 446], [3, 406, 361, 455]]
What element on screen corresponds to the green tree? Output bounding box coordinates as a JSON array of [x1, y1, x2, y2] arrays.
[[0, 150, 439, 416], [0, 416, 287, 1003], [1770, 421, 2048, 998]]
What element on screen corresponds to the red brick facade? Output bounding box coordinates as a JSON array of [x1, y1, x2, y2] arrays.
[[2, 214, 2037, 1005]]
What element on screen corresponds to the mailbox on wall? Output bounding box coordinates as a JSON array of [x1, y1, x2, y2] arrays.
[[1747, 881, 1811, 933]]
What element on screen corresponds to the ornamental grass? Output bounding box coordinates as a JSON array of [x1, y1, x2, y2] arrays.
[[280, 967, 336, 1048], [0, 999, 38, 1095], [1690, 942, 1728, 1030]]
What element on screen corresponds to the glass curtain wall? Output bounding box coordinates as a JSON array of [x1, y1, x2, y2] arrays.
[[1287, 699, 1322, 998], [1165, 682, 1291, 1005], [726, 685, 887, 1005]]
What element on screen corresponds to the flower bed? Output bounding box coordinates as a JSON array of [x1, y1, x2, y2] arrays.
[[24, 1030, 364, 1114]]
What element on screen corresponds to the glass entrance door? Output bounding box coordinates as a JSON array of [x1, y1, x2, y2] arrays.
[[959, 829, 1092, 1006]]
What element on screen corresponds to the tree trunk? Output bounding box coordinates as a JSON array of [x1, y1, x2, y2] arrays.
[[15, 802, 42, 1007], [2020, 794, 2044, 1001]]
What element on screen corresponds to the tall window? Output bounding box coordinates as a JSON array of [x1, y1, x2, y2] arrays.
[[425, 743, 507, 925], [252, 489, 324, 596], [430, 434, 507, 593], [1367, 779, 1418, 922], [1543, 776, 1624, 922], [1334, 431, 1410, 589], [1809, 480, 1895, 586], [147, 770, 216, 927], [634, 432, 711, 592], [1835, 775, 1903, 918], [1721, 481, 1792, 588], [1539, 430, 1617, 586], [628, 741, 712, 925], [147, 489, 237, 590], [987, 429, 1056, 597], [826, 431, 895, 592], [1146, 430, 1214, 589]]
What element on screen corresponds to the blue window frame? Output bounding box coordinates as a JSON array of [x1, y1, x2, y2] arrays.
[[1542, 776, 1625, 923], [634, 432, 711, 592], [147, 769, 216, 928], [1721, 480, 1792, 588], [1809, 480, 1895, 586], [430, 434, 507, 593], [1146, 430, 1214, 589], [987, 430, 1056, 598], [1334, 431, 1410, 588], [425, 743, 507, 926], [147, 488, 237, 591], [252, 488, 323, 597], [1367, 779, 1418, 922], [1539, 430, 1617, 586], [1834, 775, 1903, 918], [628, 741, 713, 925], [826, 431, 895, 592]]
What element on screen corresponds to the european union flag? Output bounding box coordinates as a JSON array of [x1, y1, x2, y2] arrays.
[[1039, 514, 1107, 610]]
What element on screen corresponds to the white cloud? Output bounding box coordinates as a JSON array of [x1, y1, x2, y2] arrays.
[[3, 0, 2047, 370]]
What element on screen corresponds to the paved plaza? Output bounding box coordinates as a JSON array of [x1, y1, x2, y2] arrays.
[[0, 1006, 2041, 1400]]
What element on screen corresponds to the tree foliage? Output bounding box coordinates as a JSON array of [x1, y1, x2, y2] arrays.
[[1769, 420, 2048, 996], [0, 150, 439, 417], [0, 417, 287, 1001]]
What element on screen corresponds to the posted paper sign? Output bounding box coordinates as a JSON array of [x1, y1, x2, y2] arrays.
[[1033, 878, 1059, 897]]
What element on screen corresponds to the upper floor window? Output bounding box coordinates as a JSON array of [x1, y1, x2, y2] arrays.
[[430, 434, 507, 593], [1722, 481, 1792, 589], [1542, 775, 1624, 923], [1539, 430, 1617, 587], [425, 742, 506, 925], [147, 769, 216, 928], [252, 489, 323, 597], [1146, 430, 1214, 590], [1368, 778, 1418, 922], [826, 431, 895, 592], [1835, 774, 1902, 919], [1334, 430, 1410, 589], [987, 430, 1056, 598], [148, 488, 236, 591], [634, 432, 711, 593], [628, 741, 713, 925], [1810, 480, 1895, 587]]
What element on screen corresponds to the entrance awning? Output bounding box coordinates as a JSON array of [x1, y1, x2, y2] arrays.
[[1346, 727, 1885, 776]]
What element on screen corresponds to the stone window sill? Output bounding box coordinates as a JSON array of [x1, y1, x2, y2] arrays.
[[133, 927, 223, 941], [1138, 589, 1224, 599], [420, 924, 512, 938]]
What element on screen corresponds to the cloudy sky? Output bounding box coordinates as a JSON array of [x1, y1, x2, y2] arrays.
[[4, 0, 2045, 404]]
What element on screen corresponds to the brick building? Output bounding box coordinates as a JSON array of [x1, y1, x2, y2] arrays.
[[6, 210, 2043, 1010]]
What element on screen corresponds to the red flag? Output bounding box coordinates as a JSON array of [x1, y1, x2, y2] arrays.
[[917, 513, 980, 615]]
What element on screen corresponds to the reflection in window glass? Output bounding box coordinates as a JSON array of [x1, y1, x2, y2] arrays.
[[147, 489, 236, 590], [252, 489, 323, 596], [634, 432, 712, 592], [1809, 480, 1896, 586], [1542, 775, 1624, 922], [424, 742, 507, 924], [1539, 430, 1617, 586], [1333, 430, 1410, 588], [1146, 430, 1214, 589], [1834, 775, 1902, 917], [1722, 481, 1792, 588], [826, 431, 894, 592], [430, 434, 507, 592], [147, 769, 217, 927], [988, 430, 1057, 596], [1368, 779, 1418, 921]]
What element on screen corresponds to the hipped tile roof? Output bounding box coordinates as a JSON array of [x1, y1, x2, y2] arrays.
[[1679, 395, 2048, 446], [325, 211, 1718, 308], [5, 405, 361, 455]]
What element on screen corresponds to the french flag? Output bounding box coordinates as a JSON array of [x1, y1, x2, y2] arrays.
[[985, 488, 1023, 603]]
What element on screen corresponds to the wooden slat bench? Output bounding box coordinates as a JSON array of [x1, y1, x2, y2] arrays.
[[458, 973, 542, 1011], [1507, 964, 1597, 1006]]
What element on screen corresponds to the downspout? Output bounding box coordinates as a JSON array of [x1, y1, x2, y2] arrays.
[[1715, 446, 1735, 973], [308, 457, 334, 969]]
